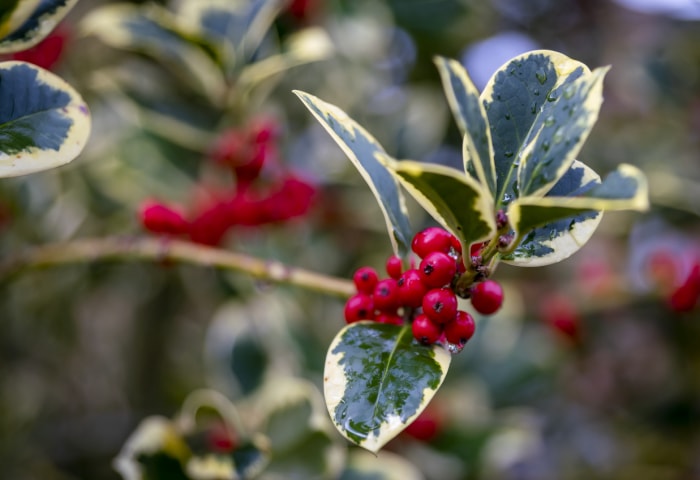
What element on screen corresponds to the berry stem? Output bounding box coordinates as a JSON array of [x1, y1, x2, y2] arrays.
[[0, 236, 356, 299]]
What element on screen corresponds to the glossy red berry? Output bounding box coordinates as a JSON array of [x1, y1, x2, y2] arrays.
[[411, 227, 454, 258], [419, 251, 457, 288], [386, 255, 403, 279], [344, 294, 374, 323], [397, 268, 428, 308], [353, 266, 379, 294], [412, 313, 443, 345], [422, 288, 458, 324], [376, 312, 404, 325], [470, 280, 504, 315], [444, 310, 476, 345], [373, 278, 401, 312]]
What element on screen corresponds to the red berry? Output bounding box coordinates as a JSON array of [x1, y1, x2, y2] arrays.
[[412, 313, 443, 345], [411, 227, 454, 258], [353, 266, 379, 294], [540, 295, 580, 342], [419, 251, 457, 288], [140, 201, 189, 235], [397, 269, 428, 308], [376, 312, 403, 325], [668, 282, 699, 312], [373, 278, 401, 312], [386, 255, 403, 279], [444, 310, 476, 344], [470, 241, 486, 257], [470, 280, 504, 315], [422, 288, 458, 324], [344, 294, 374, 323]]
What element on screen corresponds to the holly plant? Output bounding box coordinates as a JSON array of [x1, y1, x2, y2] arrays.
[[296, 50, 649, 452]]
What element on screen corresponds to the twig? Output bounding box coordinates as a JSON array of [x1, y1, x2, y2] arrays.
[[0, 236, 356, 299]]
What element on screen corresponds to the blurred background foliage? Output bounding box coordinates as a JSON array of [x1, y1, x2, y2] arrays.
[[1, 0, 699, 478]]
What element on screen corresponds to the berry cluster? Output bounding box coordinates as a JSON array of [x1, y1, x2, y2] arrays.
[[140, 119, 316, 246], [344, 227, 505, 352]]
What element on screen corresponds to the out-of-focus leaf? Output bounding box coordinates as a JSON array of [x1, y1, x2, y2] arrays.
[[0, 61, 91, 177], [340, 449, 424, 480], [238, 27, 334, 91], [81, 3, 225, 103], [384, 157, 496, 254], [0, 0, 77, 53], [257, 377, 344, 479], [434, 56, 496, 196], [113, 417, 191, 480], [324, 322, 451, 453], [176, 0, 283, 69], [295, 91, 413, 258]]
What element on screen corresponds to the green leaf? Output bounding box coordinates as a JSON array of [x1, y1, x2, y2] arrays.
[[113, 416, 192, 480], [481, 50, 606, 207], [175, 0, 284, 73], [516, 66, 609, 198], [0, 61, 91, 177], [324, 322, 451, 453], [258, 377, 344, 479], [383, 158, 496, 254], [81, 3, 226, 103], [294, 91, 413, 258], [434, 56, 496, 196], [503, 162, 648, 266], [238, 28, 334, 91], [0, 0, 77, 53]]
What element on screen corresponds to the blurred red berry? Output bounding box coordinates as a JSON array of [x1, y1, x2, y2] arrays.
[[668, 264, 700, 313], [11, 27, 69, 70], [540, 295, 580, 343], [140, 201, 189, 235], [403, 406, 443, 442], [188, 201, 232, 246]]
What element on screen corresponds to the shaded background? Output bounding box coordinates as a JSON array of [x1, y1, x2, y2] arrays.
[[1, 0, 699, 478]]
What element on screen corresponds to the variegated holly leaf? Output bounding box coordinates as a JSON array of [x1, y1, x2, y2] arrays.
[[503, 162, 648, 266], [0, 0, 77, 53], [81, 3, 225, 103], [382, 157, 496, 255], [295, 91, 413, 258], [257, 377, 344, 479], [237, 28, 334, 92], [0, 61, 90, 177], [324, 322, 451, 453], [434, 56, 496, 196], [175, 0, 284, 74], [482, 50, 607, 208]]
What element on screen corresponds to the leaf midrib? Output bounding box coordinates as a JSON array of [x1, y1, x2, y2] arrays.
[[369, 325, 411, 429]]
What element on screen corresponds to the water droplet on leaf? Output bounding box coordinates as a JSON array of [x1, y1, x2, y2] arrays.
[[535, 69, 547, 85], [544, 115, 555, 127]]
